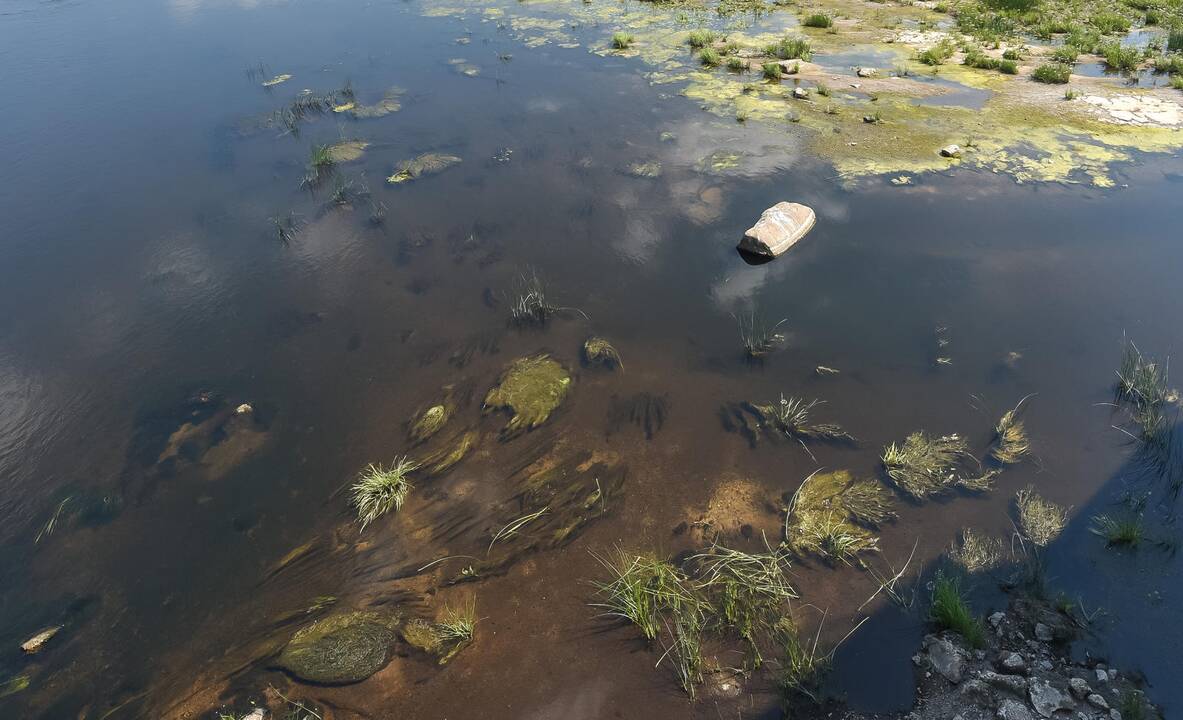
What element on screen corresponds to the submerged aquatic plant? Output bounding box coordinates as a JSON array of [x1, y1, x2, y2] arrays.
[[761, 395, 851, 441], [784, 470, 892, 563], [1090, 511, 1144, 547], [991, 396, 1033, 464], [590, 550, 697, 641], [881, 432, 995, 499], [583, 336, 623, 369], [1114, 338, 1176, 448], [352, 457, 417, 529], [733, 311, 786, 358], [1015, 485, 1067, 547], [437, 597, 478, 643], [929, 573, 985, 648], [948, 528, 1005, 571]]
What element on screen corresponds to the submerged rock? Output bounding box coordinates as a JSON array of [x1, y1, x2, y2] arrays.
[[483, 355, 571, 438], [737, 202, 816, 258], [276, 610, 402, 684], [387, 153, 462, 184], [623, 160, 662, 178], [21, 626, 62, 653]]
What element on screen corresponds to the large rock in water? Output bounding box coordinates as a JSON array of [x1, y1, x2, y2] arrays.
[[737, 202, 816, 258], [276, 611, 401, 684]]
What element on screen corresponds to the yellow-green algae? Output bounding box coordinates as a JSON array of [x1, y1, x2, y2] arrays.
[[413, 0, 1183, 186], [401, 617, 471, 664], [417, 429, 479, 476], [785, 470, 894, 563], [409, 401, 452, 444], [484, 354, 571, 437]]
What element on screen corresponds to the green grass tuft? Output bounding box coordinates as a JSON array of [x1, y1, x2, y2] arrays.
[[727, 56, 750, 72], [930, 574, 985, 647], [1050, 45, 1079, 64], [763, 62, 783, 80], [687, 29, 717, 48], [765, 36, 812, 61], [611, 32, 634, 50], [1032, 62, 1072, 83], [1101, 42, 1141, 72], [803, 13, 833, 28], [700, 47, 722, 67], [1090, 512, 1144, 547], [352, 457, 417, 529]]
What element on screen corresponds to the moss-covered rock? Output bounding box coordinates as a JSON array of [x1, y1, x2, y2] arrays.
[[483, 355, 571, 438], [401, 618, 470, 664], [325, 140, 368, 164], [276, 610, 402, 684]]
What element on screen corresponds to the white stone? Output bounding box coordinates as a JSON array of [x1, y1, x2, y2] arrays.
[[737, 202, 816, 258]]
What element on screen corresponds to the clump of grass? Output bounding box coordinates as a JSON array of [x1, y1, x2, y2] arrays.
[[1170, 28, 1183, 53], [1101, 42, 1141, 72], [949, 528, 1005, 571], [1115, 339, 1174, 446], [1032, 62, 1072, 83], [802, 13, 832, 28], [727, 56, 750, 72], [785, 470, 893, 563], [882, 432, 996, 499], [754, 395, 852, 444], [590, 550, 696, 641], [269, 212, 301, 245], [508, 269, 557, 326], [775, 617, 829, 702], [1090, 511, 1144, 547], [1050, 45, 1079, 64], [437, 597, 478, 643], [1154, 54, 1183, 74], [765, 36, 812, 61], [1015, 485, 1067, 547], [1064, 87, 1080, 99], [815, 82, 831, 96], [352, 457, 417, 529], [687, 29, 717, 48], [1120, 688, 1148, 720], [963, 46, 1001, 70], [916, 40, 955, 66], [929, 573, 985, 648], [991, 396, 1032, 464], [763, 62, 783, 80], [733, 311, 786, 358], [700, 47, 722, 67], [611, 32, 634, 49], [998, 59, 1018, 74], [1002, 47, 1025, 61], [1172, 75, 1183, 90], [1090, 11, 1131, 34]]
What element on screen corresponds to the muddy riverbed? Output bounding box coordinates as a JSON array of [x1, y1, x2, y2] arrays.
[[1, 0, 1182, 718]]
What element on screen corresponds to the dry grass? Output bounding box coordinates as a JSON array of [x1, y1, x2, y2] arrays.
[[949, 528, 1005, 571], [1015, 485, 1067, 547], [882, 432, 996, 499], [991, 396, 1033, 464]]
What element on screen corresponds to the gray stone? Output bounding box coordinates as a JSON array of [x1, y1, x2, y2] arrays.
[[999, 652, 1027, 673], [940, 144, 962, 158], [276, 610, 401, 684], [1088, 694, 1110, 711], [989, 611, 1006, 628], [1095, 668, 1109, 684], [1029, 680, 1076, 718], [1110, 710, 1122, 720], [856, 66, 878, 78], [243, 711, 266, 720], [982, 670, 1028, 695], [793, 87, 809, 99], [961, 679, 991, 704], [997, 698, 1036, 720], [737, 201, 816, 258], [1034, 623, 1055, 642], [925, 635, 965, 683], [1068, 677, 1091, 700]]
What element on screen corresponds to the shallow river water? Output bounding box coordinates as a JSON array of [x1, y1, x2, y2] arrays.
[[2, 0, 1183, 718]]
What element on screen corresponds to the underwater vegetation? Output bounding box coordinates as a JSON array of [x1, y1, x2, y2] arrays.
[[608, 392, 668, 439], [948, 528, 1005, 572], [990, 396, 1033, 464], [1014, 485, 1067, 548], [483, 354, 571, 438], [402, 597, 478, 664], [387, 153, 462, 184], [784, 470, 895, 564], [748, 395, 852, 447], [882, 432, 996, 499], [583, 336, 623, 370], [733, 310, 786, 359], [352, 457, 417, 529], [506, 269, 586, 326]]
